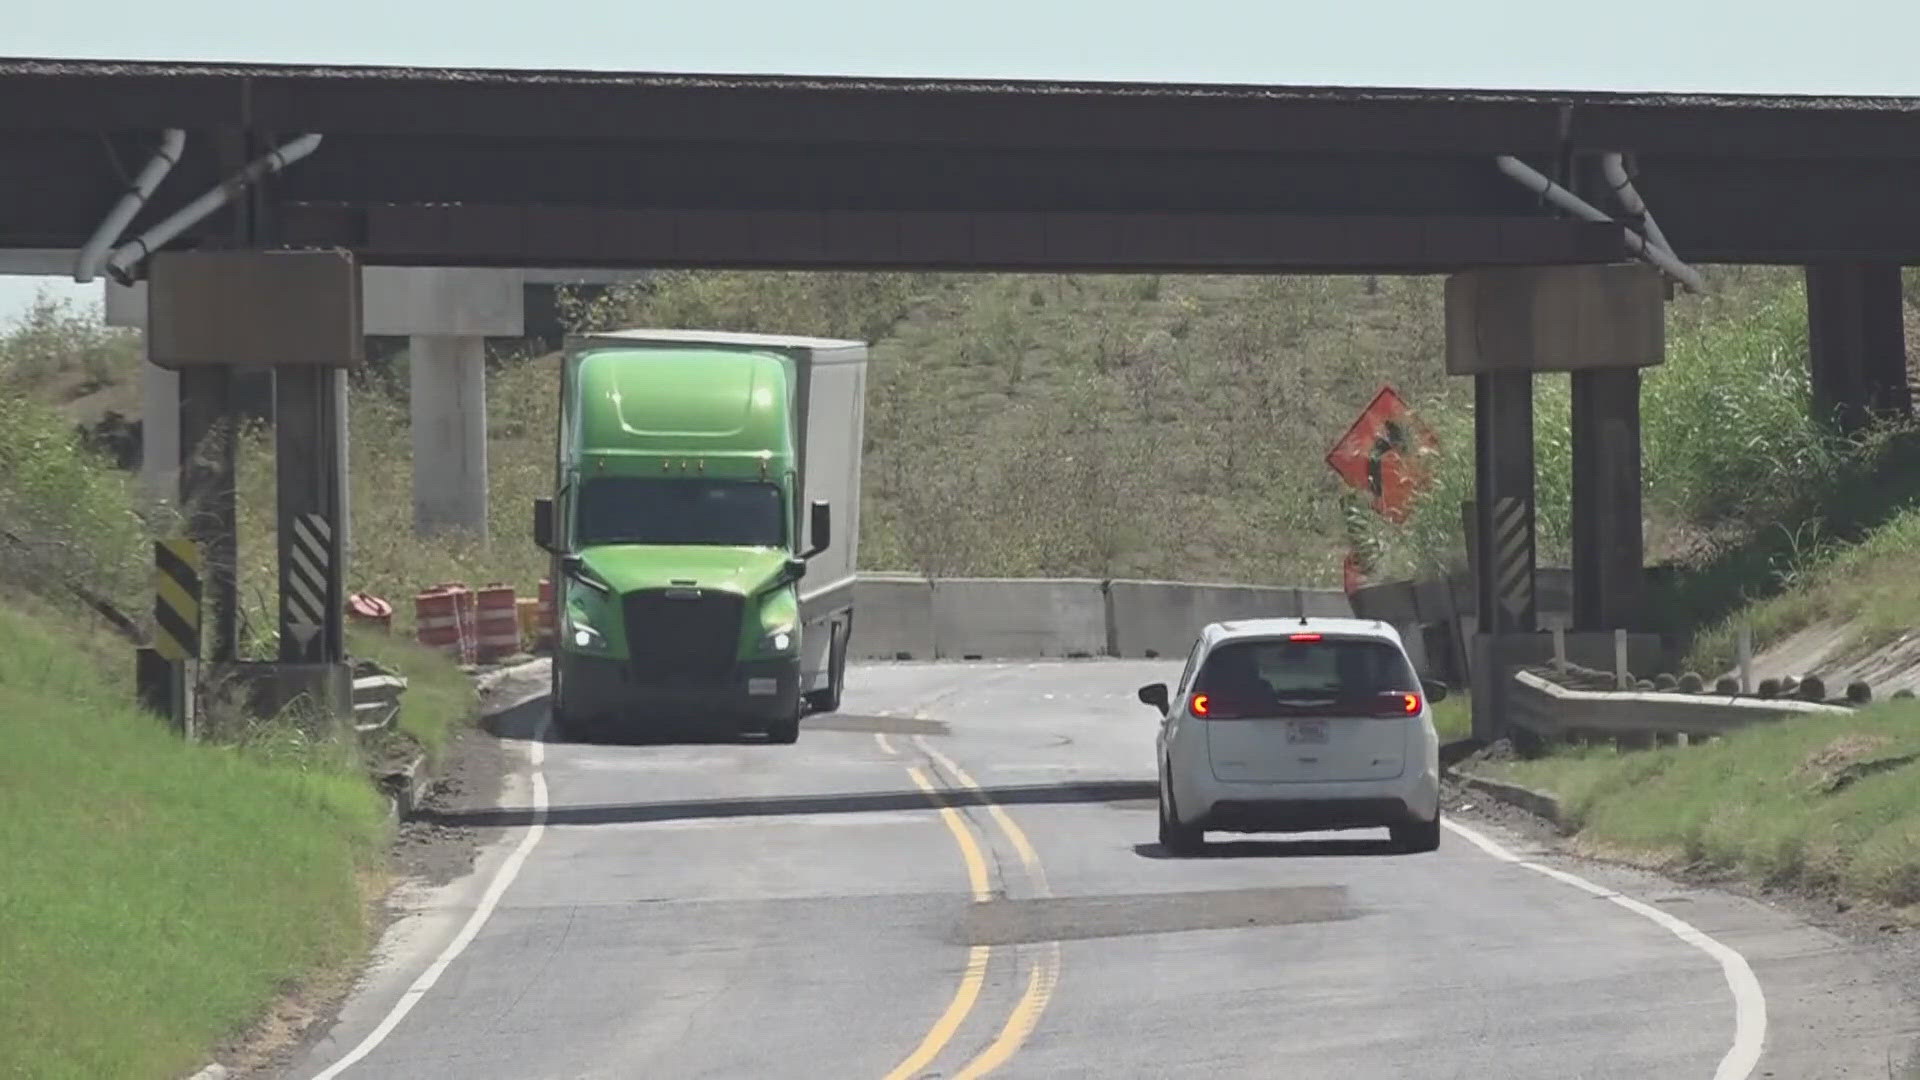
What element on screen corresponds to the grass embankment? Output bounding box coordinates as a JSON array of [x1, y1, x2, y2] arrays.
[[1484, 701, 1920, 909], [350, 628, 480, 765], [1469, 448, 1920, 913], [0, 364, 481, 1077], [0, 596, 390, 1080], [1684, 503, 1920, 674]]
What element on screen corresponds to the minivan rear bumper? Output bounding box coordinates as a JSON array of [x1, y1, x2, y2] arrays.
[[1174, 769, 1440, 833], [1199, 797, 1419, 832]]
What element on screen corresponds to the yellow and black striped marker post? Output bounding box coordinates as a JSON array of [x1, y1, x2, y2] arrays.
[[153, 538, 203, 662]]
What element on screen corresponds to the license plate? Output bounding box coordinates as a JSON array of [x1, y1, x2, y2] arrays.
[[747, 678, 778, 696], [1287, 720, 1329, 745]]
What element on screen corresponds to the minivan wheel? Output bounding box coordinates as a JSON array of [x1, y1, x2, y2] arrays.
[[1391, 811, 1442, 854], [1158, 782, 1205, 856]]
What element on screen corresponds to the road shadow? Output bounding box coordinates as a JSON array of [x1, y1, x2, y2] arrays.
[[481, 694, 797, 747], [1133, 837, 1403, 860], [413, 779, 1159, 829], [482, 697, 548, 741]]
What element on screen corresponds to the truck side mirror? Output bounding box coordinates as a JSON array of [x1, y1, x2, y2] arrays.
[[805, 500, 831, 558], [533, 498, 555, 552]]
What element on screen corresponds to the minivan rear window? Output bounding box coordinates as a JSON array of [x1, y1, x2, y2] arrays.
[[1193, 637, 1418, 718]]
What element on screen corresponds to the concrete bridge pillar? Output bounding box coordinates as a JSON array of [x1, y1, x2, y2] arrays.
[[1447, 263, 1666, 739], [104, 278, 183, 507], [408, 335, 490, 537], [1804, 262, 1911, 431], [362, 268, 525, 540], [1570, 369, 1645, 630]]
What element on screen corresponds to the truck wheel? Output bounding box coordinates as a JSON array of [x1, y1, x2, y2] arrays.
[[549, 664, 581, 741], [765, 704, 801, 745], [804, 621, 848, 714]]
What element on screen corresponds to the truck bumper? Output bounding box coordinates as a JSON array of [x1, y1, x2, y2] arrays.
[[557, 653, 801, 731]]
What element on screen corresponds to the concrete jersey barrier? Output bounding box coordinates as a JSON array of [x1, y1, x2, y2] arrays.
[[848, 575, 1355, 662], [848, 575, 936, 660], [1105, 579, 1352, 659], [931, 578, 1108, 659]]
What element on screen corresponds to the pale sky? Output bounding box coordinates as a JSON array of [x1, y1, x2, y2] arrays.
[[7, 0, 1919, 326]]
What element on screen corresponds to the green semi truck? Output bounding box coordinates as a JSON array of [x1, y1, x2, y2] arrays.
[[532, 330, 867, 742]]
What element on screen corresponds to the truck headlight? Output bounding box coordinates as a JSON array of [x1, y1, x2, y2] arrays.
[[759, 625, 796, 655], [565, 613, 608, 652]]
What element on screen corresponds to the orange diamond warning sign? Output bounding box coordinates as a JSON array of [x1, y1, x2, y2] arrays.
[[1326, 387, 1438, 525]]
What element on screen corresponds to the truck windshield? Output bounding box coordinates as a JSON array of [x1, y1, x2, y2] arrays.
[[575, 478, 786, 548]]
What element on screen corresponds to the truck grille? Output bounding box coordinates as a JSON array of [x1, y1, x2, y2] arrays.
[[621, 589, 743, 688]]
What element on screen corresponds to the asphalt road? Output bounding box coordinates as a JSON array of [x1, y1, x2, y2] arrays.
[[285, 660, 1917, 1079]]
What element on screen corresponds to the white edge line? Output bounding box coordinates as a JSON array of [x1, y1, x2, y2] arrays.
[[1443, 818, 1766, 1080], [308, 718, 551, 1079]]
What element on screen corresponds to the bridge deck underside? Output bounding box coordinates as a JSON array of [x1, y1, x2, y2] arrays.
[[3, 60, 1919, 269]]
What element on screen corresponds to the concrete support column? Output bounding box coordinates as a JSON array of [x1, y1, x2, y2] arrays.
[[1468, 371, 1537, 742], [1448, 262, 1664, 741], [275, 367, 349, 662], [409, 335, 489, 538], [1472, 372, 1538, 636], [177, 365, 239, 661], [101, 278, 182, 507], [1805, 262, 1912, 431], [139, 357, 180, 506], [1570, 368, 1645, 630]]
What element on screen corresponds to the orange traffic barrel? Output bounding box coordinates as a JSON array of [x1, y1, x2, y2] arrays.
[[475, 583, 520, 663], [414, 587, 463, 656], [347, 592, 393, 632], [431, 582, 478, 664], [516, 597, 542, 652]]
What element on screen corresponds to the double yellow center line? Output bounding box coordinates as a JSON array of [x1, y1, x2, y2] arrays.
[[876, 733, 1060, 1080]]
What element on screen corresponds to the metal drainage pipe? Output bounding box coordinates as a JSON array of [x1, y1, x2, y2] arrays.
[[74, 128, 187, 284], [1495, 154, 1706, 294], [104, 133, 324, 285], [1600, 152, 1678, 261]]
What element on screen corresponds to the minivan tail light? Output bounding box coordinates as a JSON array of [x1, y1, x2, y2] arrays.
[[1367, 687, 1428, 714]]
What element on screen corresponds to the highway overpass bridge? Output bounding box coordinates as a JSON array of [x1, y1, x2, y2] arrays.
[[1, 57, 1914, 735]]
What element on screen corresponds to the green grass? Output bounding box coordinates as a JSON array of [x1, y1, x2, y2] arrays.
[[0, 596, 390, 1080], [349, 629, 480, 764], [1431, 692, 1471, 743], [1484, 702, 1920, 908]]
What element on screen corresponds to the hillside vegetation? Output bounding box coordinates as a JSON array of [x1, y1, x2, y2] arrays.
[[7, 265, 1917, 646], [0, 301, 477, 1078]]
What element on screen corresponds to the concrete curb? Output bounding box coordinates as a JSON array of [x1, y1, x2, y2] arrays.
[[1449, 768, 1567, 830], [378, 753, 432, 822], [380, 656, 550, 824]]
